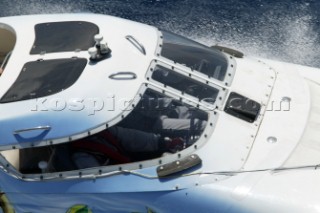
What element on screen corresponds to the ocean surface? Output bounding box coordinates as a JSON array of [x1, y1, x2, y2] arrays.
[[0, 0, 319, 68]]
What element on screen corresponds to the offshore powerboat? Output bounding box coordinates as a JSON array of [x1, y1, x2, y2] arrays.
[[1, 13, 320, 213]]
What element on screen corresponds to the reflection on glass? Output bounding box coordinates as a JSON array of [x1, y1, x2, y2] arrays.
[[161, 30, 228, 81], [152, 65, 219, 103]]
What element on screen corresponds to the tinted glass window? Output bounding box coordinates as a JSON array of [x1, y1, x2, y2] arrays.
[[30, 21, 99, 54], [152, 65, 219, 103], [0, 58, 87, 103], [161, 31, 228, 81], [118, 88, 208, 156]]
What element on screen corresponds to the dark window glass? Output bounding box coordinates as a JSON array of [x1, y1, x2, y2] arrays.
[[161, 31, 228, 81], [118, 88, 208, 162], [0, 58, 87, 103], [152, 65, 219, 103], [30, 21, 99, 54]]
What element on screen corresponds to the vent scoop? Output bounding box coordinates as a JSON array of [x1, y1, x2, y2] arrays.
[[224, 92, 261, 123]]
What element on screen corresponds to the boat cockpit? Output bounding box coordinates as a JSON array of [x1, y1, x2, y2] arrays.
[[0, 15, 263, 181]]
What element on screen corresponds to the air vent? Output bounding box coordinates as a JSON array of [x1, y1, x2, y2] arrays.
[[224, 92, 261, 123]]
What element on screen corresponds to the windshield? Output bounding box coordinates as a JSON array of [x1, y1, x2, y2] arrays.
[[160, 31, 228, 81]]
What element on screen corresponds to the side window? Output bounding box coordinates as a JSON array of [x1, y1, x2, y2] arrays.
[[160, 30, 228, 81], [151, 65, 219, 103], [0, 88, 208, 175], [119, 88, 208, 138]]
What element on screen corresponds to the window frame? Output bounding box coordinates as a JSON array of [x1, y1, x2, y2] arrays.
[[146, 60, 228, 111], [155, 30, 237, 87]]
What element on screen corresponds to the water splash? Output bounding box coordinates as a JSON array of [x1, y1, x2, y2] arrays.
[[0, 0, 319, 67]]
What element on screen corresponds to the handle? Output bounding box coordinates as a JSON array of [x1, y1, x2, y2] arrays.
[[109, 72, 137, 80], [125, 35, 146, 55], [13, 126, 51, 135]]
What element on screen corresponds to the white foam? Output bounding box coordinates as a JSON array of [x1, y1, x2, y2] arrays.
[[1, 0, 319, 68]]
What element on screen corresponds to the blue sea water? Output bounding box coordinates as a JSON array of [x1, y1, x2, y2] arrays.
[[0, 0, 319, 68]]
